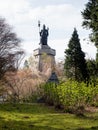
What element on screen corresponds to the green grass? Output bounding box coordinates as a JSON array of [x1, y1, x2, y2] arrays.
[[0, 103, 98, 130]]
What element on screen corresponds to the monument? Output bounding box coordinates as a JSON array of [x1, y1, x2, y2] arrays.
[[33, 21, 56, 73]]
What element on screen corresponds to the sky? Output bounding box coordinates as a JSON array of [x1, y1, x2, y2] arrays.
[[0, 0, 97, 61]]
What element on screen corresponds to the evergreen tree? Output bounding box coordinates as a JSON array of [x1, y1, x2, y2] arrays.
[[64, 28, 88, 81], [81, 0, 98, 47], [81, 0, 98, 77]]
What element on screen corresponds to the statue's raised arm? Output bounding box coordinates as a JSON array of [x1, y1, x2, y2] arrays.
[[39, 24, 49, 45]]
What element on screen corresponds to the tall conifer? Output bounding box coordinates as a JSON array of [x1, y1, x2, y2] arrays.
[[64, 28, 88, 81]]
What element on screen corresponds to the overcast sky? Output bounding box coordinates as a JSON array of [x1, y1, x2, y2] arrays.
[[0, 0, 97, 60]]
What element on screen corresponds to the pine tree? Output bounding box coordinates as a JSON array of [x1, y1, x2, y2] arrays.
[[64, 28, 88, 81]]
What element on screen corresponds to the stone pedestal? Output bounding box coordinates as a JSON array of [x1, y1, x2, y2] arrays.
[[33, 44, 56, 72]]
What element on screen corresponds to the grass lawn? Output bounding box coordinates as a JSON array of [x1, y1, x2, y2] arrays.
[[0, 103, 98, 130]]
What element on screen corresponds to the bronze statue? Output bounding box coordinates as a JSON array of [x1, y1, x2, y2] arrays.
[[38, 21, 49, 45]]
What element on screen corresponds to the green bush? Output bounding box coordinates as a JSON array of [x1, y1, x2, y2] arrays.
[[43, 80, 98, 113]]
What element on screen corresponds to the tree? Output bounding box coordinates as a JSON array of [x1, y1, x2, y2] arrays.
[[81, 0, 98, 47], [0, 17, 24, 79], [81, 0, 98, 79], [86, 59, 97, 85], [64, 28, 88, 81]]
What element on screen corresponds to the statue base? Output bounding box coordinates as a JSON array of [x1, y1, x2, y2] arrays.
[[34, 44, 56, 56], [33, 44, 56, 72]]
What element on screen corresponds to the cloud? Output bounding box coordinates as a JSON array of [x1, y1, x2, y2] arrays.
[[28, 4, 83, 41], [0, 0, 30, 24], [29, 4, 81, 29], [0, 0, 30, 13], [0, 0, 96, 59], [0, 1, 83, 38]]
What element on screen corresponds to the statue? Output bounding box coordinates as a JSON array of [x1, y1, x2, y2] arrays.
[[38, 21, 49, 45]]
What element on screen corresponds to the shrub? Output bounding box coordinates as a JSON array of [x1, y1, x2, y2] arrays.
[[43, 80, 98, 113]]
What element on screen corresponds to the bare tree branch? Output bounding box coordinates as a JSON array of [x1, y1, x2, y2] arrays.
[[0, 17, 24, 79]]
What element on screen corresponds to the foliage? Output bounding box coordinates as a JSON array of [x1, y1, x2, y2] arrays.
[[1, 68, 46, 103], [43, 80, 98, 113], [87, 59, 96, 76], [86, 59, 98, 84], [64, 28, 88, 81], [0, 17, 24, 79], [0, 103, 98, 130], [81, 0, 98, 47], [96, 50, 98, 75]]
